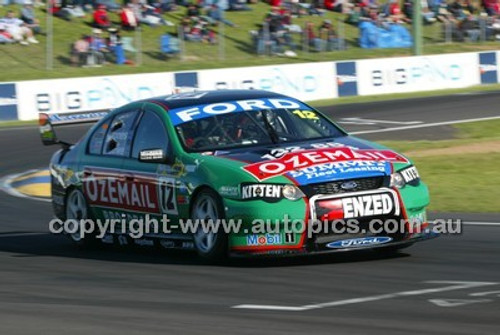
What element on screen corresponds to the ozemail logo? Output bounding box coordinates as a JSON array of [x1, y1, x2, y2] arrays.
[[242, 147, 408, 181]]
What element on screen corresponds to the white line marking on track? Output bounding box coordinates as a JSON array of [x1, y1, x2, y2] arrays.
[[428, 298, 492, 307], [232, 281, 498, 311], [469, 290, 500, 297], [349, 116, 500, 135], [430, 220, 500, 227], [340, 117, 423, 126], [462, 221, 500, 226]]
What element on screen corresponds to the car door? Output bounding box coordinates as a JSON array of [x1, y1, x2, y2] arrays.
[[81, 108, 141, 223], [124, 106, 179, 235]]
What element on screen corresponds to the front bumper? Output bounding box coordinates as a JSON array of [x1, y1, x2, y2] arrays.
[[227, 183, 432, 256], [230, 229, 439, 257]]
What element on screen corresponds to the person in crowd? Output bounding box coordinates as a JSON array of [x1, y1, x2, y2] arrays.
[[346, 4, 362, 25], [88, 28, 108, 65], [459, 13, 480, 40], [93, 4, 111, 29], [49, 0, 85, 21], [106, 27, 129, 64], [0, 10, 38, 45], [186, 3, 200, 17], [228, 0, 251, 11], [128, 0, 173, 27], [318, 19, 345, 50], [304, 21, 322, 51], [0, 23, 14, 44], [120, 4, 138, 30], [207, 3, 235, 27], [71, 34, 90, 66], [20, 1, 41, 34]]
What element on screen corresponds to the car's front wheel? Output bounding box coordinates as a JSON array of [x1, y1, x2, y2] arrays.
[[191, 189, 227, 261], [65, 188, 98, 248]]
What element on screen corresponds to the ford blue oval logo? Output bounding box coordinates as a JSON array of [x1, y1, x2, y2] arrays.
[[341, 181, 358, 190], [326, 236, 393, 249]]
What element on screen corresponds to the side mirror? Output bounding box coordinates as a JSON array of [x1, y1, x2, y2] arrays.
[[138, 148, 172, 164], [39, 113, 59, 146]]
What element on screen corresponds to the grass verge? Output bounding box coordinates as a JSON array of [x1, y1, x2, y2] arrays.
[[382, 119, 500, 213]]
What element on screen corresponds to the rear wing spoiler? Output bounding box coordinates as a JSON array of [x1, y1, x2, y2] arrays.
[[39, 110, 110, 147]]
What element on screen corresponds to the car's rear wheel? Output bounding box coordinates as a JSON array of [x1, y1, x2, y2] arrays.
[[191, 189, 227, 261], [65, 189, 98, 248]]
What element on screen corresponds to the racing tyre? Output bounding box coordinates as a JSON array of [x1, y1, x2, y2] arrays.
[[65, 188, 99, 248], [191, 189, 228, 261]]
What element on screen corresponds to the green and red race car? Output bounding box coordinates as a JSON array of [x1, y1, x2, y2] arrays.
[[40, 89, 435, 260]]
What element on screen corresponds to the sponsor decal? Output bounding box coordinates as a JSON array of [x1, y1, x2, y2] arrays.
[[313, 190, 400, 221], [218, 185, 239, 197], [241, 184, 283, 200], [117, 235, 128, 246], [400, 166, 419, 183], [139, 149, 164, 161], [134, 238, 155, 247], [48, 111, 108, 125], [479, 52, 497, 84], [160, 240, 176, 249], [289, 161, 389, 184], [261, 141, 356, 160], [101, 234, 114, 244], [336, 61, 358, 97], [247, 233, 282, 246], [326, 236, 393, 249], [244, 147, 408, 181], [83, 170, 158, 213], [181, 241, 195, 249], [342, 193, 395, 218], [284, 232, 296, 244], [158, 176, 178, 215], [168, 98, 308, 125]]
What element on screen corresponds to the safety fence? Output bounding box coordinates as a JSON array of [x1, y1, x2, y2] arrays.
[[0, 50, 498, 121]]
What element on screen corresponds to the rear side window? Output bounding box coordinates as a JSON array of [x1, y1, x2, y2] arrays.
[[103, 111, 139, 157], [88, 119, 111, 155], [131, 111, 169, 159]]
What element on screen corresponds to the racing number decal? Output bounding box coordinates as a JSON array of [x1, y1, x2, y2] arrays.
[[292, 110, 318, 120], [158, 177, 178, 215]]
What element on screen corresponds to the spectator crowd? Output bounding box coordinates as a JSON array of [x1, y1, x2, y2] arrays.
[[2, 0, 500, 61]]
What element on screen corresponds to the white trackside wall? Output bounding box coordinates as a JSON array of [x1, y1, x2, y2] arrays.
[[1, 51, 499, 121]]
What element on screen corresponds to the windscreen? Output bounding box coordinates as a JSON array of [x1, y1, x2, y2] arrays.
[[174, 105, 345, 152]]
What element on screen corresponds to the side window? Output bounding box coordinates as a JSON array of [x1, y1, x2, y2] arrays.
[[88, 118, 111, 155], [132, 111, 169, 159], [103, 111, 138, 157]]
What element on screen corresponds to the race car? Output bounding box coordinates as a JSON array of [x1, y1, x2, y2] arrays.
[[40, 89, 435, 260]]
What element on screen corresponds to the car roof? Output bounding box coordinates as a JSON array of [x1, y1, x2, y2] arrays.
[[146, 89, 294, 110]]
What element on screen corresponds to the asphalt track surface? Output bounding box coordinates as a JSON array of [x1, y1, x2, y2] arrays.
[[1, 92, 499, 334]]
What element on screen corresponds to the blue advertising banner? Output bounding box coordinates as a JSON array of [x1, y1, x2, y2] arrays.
[[479, 52, 497, 84], [0, 83, 18, 121], [336, 62, 358, 97]]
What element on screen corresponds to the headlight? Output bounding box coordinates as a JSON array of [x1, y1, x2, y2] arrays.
[[391, 166, 421, 189], [390, 172, 406, 189], [282, 185, 305, 201], [240, 183, 305, 201]]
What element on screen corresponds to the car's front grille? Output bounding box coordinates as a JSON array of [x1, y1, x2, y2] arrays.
[[300, 177, 385, 198]]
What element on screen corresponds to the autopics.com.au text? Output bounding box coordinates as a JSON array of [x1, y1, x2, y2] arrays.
[[49, 215, 463, 240]]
